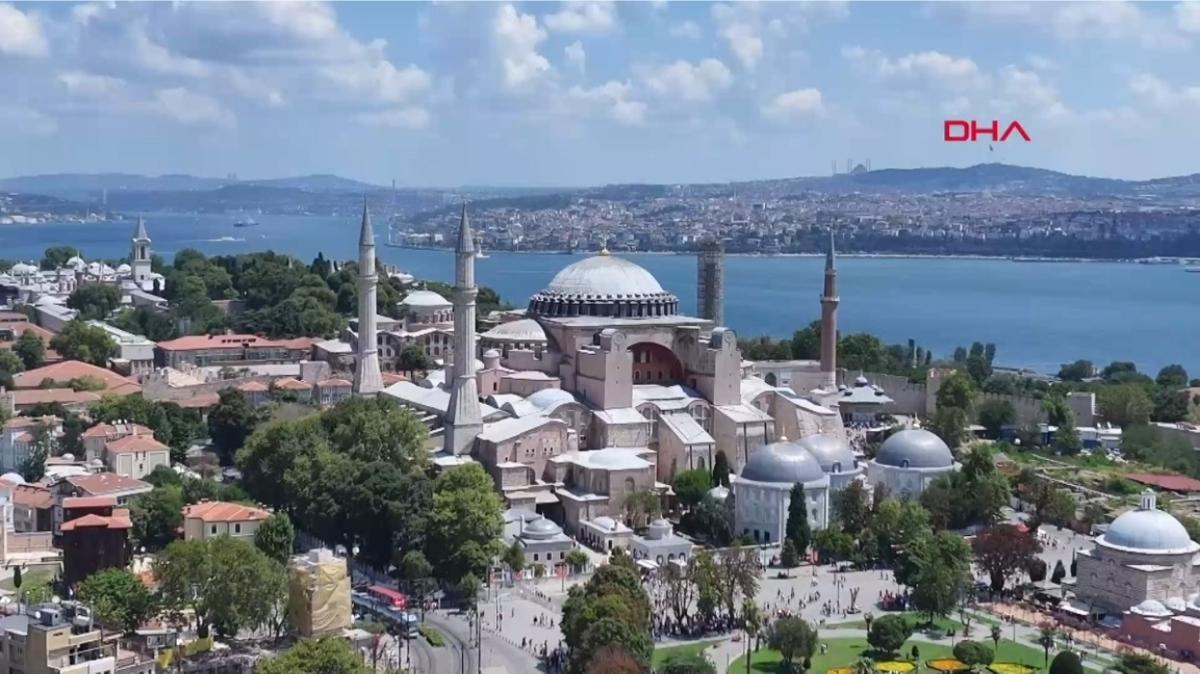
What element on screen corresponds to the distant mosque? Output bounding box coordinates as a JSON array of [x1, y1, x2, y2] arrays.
[[347, 206, 938, 556]]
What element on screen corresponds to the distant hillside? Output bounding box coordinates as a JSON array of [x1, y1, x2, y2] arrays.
[[0, 172, 381, 200], [243, 174, 381, 192]]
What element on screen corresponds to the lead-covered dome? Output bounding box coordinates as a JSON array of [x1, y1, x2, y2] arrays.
[[528, 253, 679, 318], [874, 429, 954, 469], [522, 516, 564, 540], [740, 441, 826, 485], [797, 434, 857, 473], [1100, 494, 1198, 553]]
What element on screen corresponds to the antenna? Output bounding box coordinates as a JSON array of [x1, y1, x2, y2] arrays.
[[846, 159, 852, 174], [866, 158, 871, 172], [831, 160, 837, 176]]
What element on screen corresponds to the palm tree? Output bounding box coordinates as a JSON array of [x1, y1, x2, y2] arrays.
[[1037, 624, 1058, 666]]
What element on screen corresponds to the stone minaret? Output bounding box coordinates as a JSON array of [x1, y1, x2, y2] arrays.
[[353, 203, 383, 396], [819, 228, 839, 389], [131, 217, 152, 287], [444, 205, 483, 455], [697, 238, 725, 325]]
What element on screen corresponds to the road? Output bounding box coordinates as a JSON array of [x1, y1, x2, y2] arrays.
[[425, 608, 541, 674]]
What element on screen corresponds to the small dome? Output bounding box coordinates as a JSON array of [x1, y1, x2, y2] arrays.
[[646, 518, 672, 540], [740, 441, 826, 485], [481, 318, 548, 343], [1130, 599, 1172, 617], [707, 485, 730, 501], [0, 472, 25, 485], [522, 516, 563, 540], [400, 290, 452, 308], [527, 388, 575, 411], [61, 453, 75, 462], [116, 263, 132, 273], [1165, 597, 1187, 613], [1101, 508, 1197, 553], [592, 516, 617, 531], [874, 429, 954, 468], [854, 375, 869, 386], [483, 349, 501, 359], [797, 434, 857, 473], [11, 262, 37, 275]]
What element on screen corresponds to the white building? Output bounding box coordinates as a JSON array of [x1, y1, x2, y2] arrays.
[[731, 439, 831, 545], [87, 321, 156, 376], [865, 429, 957, 499]]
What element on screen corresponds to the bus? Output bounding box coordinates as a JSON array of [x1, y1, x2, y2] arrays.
[[366, 585, 408, 610]]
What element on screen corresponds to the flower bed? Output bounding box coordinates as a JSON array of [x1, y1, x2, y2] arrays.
[[989, 662, 1035, 674], [826, 667, 854, 674], [927, 658, 969, 672], [875, 661, 917, 674]]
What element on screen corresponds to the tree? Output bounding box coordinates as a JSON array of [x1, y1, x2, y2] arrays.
[[953, 641, 994, 669], [563, 563, 652, 674], [41, 245, 79, 270], [13, 330, 44, 369], [155, 537, 284, 639], [1098, 384, 1154, 428], [18, 423, 54, 482], [67, 284, 122, 320], [621, 490, 662, 528], [1050, 651, 1083, 674], [971, 524, 1043, 593], [682, 495, 732, 546], [0, 349, 23, 376], [256, 637, 372, 674], [672, 469, 712, 510], [780, 539, 800, 575], [77, 569, 157, 633], [503, 541, 526, 575], [208, 388, 260, 464], [1114, 653, 1169, 674], [661, 649, 716, 674], [767, 616, 818, 674], [397, 344, 434, 375], [977, 399, 1016, 438], [1036, 625, 1058, 666], [932, 370, 976, 447], [786, 483, 811, 555], [399, 550, 435, 616], [990, 625, 1002, 652], [868, 614, 912, 655], [254, 513, 295, 565], [566, 548, 589, 574], [1051, 560, 1066, 584], [425, 463, 504, 582], [1027, 559, 1047, 583], [1057, 360, 1093, 382], [909, 531, 972, 622], [832, 479, 871, 535], [49, 320, 117, 366], [584, 645, 646, 674], [1156, 364, 1189, 388], [811, 524, 855, 564], [712, 451, 731, 488], [130, 485, 185, 550]]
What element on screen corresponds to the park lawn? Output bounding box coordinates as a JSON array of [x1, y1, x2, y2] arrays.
[[728, 635, 1077, 674], [653, 641, 716, 669], [0, 569, 54, 592], [838, 612, 998, 632]]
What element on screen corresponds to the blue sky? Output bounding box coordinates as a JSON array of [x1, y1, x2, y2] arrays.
[[1, 1, 1199, 186]]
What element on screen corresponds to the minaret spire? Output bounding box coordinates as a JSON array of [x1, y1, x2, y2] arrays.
[[444, 203, 483, 455], [819, 226, 839, 389], [353, 201, 384, 395]]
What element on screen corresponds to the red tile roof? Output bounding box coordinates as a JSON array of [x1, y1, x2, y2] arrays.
[[3, 415, 60, 430], [64, 473, 152, 496], [381, 372, 407, 385], [106, 433, 169, 454], [317, 378, 352, 387], [271, 377, 311, 391], [12, 361, 140, 395], [236, 380, 269, 392], [11, 389, 102, 407], [1124, 472, 1200, 493], [183, 500, 271, 523], [62, 513, 132, 531], [82, 422, 154, 439], [63, 495, 118, 509], [11, 484, 53, 509], [175, 393, 221, 409], [156, 334, 316, 352]]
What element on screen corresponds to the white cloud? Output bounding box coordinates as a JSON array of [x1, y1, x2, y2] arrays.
[[493, 4, 551, 90], [668, 20, 701, 40], [843, 46, 988, 91], [356, 107, 431, 129], [544, 1, 616, 34], [564, 41, 586, 71], [711, 4, 763, 70], [152, 87, 235, 128], [1178, 1, 1200, 33], [57, 70, 126, 98], [0, 3, 48, 58], [319, 61, 430, 104], [762, 88, 823, 120], [567, 80, 645, 125], [991, 66, 1072, 120], [0, 105, 55, 135], [641, 58, 732, 102], [1129, 72, 1200, 109], [940, 1, 1187, 49], [1026, 55, 1057, 71]]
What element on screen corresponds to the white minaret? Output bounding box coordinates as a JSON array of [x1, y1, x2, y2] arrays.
[[353, 202, 384, 396], [444, 204, 483, 455], [819, 227, 839, 389], [131, 217, 152, 288]]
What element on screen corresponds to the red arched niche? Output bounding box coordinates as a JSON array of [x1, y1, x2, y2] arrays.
[[629, 342, 684, 385]]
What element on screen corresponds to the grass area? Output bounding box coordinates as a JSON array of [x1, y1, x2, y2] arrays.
[[419, 625, 446, 647], [0, 569, 54, 591], [729, 636, 1065, 674], [653, 642, 715, 669], [839, 612, 998, 632]]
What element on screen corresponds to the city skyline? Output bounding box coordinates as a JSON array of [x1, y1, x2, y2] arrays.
[[2, 1, 1199, 185]]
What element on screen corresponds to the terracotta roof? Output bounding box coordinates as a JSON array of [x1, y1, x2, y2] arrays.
[[14, 432, 33, 443], [63, 495, 118, 509], [0, 322, 59, 359], [156, 334, 316, 352], [11, 389, 102, 406], [175, 392, 221, 409], [106, 433, 169, 454], [12, 361, 140, 396], [11, 484, 53, 509], [1124, 472, 1200, 493], [64, 473, 151, 496], [62, 513, 131, 531], [236, 380, 269, 392], [317, 378, 352, 387], [272, 377, 311, 391], [3, 415, 60, 430], [382, 372, 407, 385], [183, 500, 271, 523], [82, 422, 154, 439]]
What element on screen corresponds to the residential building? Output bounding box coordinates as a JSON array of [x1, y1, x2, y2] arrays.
[[155, 334, 315, 369], [12, 361, 141, 396], [0, 603, 115, 674], [182, 501, 271, 542], [81, 422, 154, 463], [0, 416, 61, 474], [103, 434, 170, 481], [62, 506, 132, 587], [88, 322, 155, 376], [52, 473, 152, 535]]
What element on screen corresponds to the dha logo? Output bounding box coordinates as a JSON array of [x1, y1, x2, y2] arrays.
[[944, 120, 1031, 143]]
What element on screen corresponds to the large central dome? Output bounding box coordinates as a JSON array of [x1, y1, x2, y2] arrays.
[[528, 252, 680, 319]]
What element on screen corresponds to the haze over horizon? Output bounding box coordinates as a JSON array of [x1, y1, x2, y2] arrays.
[[3, 1, 1200, 185]]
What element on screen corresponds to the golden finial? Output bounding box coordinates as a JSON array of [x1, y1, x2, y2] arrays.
[[599, 237, 610, 256]]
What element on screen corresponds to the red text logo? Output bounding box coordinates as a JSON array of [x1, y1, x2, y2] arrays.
[[943, 120, 1031, 142]]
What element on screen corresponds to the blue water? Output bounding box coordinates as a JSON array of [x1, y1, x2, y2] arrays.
[[3, 214, 1198, 375]]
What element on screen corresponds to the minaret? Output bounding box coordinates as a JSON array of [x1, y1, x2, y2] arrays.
[[819, 227, 839, 389], [131, 217, 152, 287], [444, 204, 483, 455], [353, 203, 384, 396]]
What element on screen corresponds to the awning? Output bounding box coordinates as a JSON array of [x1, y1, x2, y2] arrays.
[[637, 559, 659, 571], [1059, 600, 1091, 617]]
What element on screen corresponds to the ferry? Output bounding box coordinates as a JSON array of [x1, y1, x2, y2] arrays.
[[233, 218, 259, 228]]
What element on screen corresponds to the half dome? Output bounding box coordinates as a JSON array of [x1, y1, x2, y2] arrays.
[[874, 429, 954, 469], [740, 441, 826, 485]]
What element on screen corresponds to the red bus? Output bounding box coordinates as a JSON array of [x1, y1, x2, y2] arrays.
[[367, 585, 408, 609]]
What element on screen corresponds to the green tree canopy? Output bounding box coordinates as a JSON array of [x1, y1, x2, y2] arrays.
[[154, 537, 284, 639], [208, 388, 261, 463], [66, 284, 123, 320], [1049, 651, 1084, 674], [425, 463, 504, 582], [1098, 384, 1154, 428], [767, 616, 818, 672], [1156, 364, 1189, 388], [953, 641, 994, 668], [130, 484, 185, 550], [254, 513, 295, 565], [256, 637, 372, 674], [77, 568, 157, 633], [41, 245, 79, 270], [1057, 360, 1093, 382], [50, 320, 118, 366], [868, 614, 912, 655], [672, 468, 712, 509], [13, 329, 45, 369], [976, 399, 1016, 438], [786, 482, 811, 553]]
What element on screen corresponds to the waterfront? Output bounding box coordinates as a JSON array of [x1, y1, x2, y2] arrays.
[[4, 214, 1198, 375]]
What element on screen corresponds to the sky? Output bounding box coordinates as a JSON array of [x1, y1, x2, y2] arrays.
[[1, 1, 1199, 186]]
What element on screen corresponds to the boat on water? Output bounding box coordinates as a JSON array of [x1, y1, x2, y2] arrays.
[[1185, 267, 1200, 273], [233, 218, 259, 228]]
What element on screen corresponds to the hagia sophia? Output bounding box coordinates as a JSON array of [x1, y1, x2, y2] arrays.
[[350, 206, 958, 558]]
